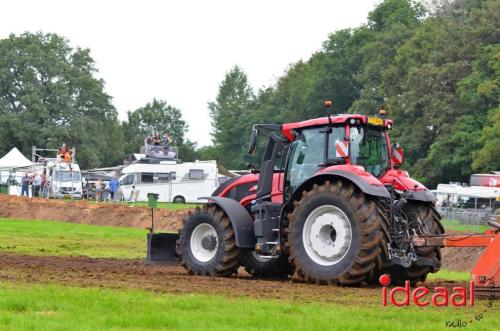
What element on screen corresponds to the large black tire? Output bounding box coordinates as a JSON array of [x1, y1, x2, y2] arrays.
[[241, 250, 294, 279], [285, 180, 388, 285], [176, 204, 240, 276], [384, 202, 444, 286]]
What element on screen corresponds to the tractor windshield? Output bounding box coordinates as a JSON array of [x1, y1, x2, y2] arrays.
[[349, 126, 390, 177]]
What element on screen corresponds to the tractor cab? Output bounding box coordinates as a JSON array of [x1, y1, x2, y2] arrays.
[[248, 107, 402, 208]]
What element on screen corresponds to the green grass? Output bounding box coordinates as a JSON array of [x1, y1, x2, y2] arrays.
[[441, 219, 490, 233], [0, 282, 497, 331], [0, 218, 146, 259], [427, 270, 471, 282]]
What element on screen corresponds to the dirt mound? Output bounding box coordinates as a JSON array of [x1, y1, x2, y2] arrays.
[[0, 195, 187, 231], [0, 253, 467, 302]]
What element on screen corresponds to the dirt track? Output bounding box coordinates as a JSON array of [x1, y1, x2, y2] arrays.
[[0, 253, 467, 302], [0, 195, 186, 231], [0, 194, 488, 298]]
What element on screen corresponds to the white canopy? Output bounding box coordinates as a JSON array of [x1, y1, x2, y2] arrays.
[[0, 147, 33, 170]]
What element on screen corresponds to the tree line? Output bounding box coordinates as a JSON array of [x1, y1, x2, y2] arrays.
[[0, 33, 197, 168], [207, 0, 499, 187], [0, 0, 498, 188]]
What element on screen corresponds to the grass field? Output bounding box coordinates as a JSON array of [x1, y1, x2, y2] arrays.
[[0, 218, 146, 258], [0, 282, 497, 331], [0, 217, 495, 331], [441, 219, 490, 233]]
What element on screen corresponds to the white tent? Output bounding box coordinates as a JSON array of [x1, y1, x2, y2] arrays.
[[0, 147, 33, 170]]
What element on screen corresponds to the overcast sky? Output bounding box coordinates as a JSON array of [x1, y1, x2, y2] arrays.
[[1, 0, 378, 146]]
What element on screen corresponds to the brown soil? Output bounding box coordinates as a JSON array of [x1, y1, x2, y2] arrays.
[[440, 246, 486, 272], [0, 194, 187, 232], [0, 195, 486, 275], [0, 253, 467, 303]]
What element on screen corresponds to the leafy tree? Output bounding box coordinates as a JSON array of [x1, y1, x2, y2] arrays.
[[0, 32, 124, 169], [122, 98, 187, 154], [208, 66, 255, 169]]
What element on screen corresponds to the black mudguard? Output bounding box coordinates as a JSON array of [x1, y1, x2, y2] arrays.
[[199, 196, 256, 248], [407, 190, 436, 203]]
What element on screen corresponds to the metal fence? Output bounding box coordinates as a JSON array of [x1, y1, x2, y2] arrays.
[[436, 206, 491, 226]]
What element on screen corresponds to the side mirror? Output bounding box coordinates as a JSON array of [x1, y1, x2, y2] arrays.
[[248, 128, 258, 155], [392, 145, 404, 168]]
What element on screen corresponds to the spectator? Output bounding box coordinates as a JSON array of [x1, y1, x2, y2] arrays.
[[144, 135, 152, 154], [163, 131, 171, 146], [95, 177, 103, 202], [32, 172, 42, 197], [64, 150, 73, 171], [41, 174, 47, 197], [21, 173, 30, 197], [108, 174, 119, 201], [58, 143, 68, 159], [153, 133, 161, 146]]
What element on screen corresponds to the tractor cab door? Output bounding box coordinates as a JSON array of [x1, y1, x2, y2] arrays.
[[284, 126, 345, 201]]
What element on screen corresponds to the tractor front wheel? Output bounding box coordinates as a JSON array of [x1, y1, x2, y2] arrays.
[[177, 204, 240, 276]]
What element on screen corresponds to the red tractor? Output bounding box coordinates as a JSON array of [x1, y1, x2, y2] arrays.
[[172, 104, 444, 285]]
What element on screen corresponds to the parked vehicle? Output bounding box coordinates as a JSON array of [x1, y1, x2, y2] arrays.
[[45, 160, 83, 199], [119, 160, 218, 203]]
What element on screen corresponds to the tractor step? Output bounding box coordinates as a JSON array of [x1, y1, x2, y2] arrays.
[[145, 233, 180, 265]]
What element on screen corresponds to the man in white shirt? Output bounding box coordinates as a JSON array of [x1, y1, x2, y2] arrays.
[[32, 173, 42, 197]]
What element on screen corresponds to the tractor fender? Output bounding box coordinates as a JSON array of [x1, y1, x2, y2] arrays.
[[407, 190, 436, 203], [286, 170, 391, 210], [199, 196, 256, 248]]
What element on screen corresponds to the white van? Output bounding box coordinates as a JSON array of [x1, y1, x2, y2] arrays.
[[45, 160, 83, 199], [119, 160, 219, 203]]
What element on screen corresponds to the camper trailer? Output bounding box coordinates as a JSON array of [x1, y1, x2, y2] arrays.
[[119, 160, 219, 203]]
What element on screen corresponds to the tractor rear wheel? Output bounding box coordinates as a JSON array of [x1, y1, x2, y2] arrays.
[[286, 180, 388, 285], [241, 250, 293, 279], [384, 202, 444, 285], [177, 204, 240, 276]]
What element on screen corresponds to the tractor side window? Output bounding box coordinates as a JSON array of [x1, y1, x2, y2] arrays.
[[287, 128, 324, 194]]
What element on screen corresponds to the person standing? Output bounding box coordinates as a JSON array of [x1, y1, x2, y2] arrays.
[[108, 175, 119, 201], [58, 143, 68, 160], [21, 173, 30, 197], [32, 173, 42, 197], [95, 177, 103, 202], [153, 133, 161, 146]]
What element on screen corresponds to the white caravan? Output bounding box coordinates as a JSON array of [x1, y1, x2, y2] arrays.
[[119, 160, 219, 203]]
